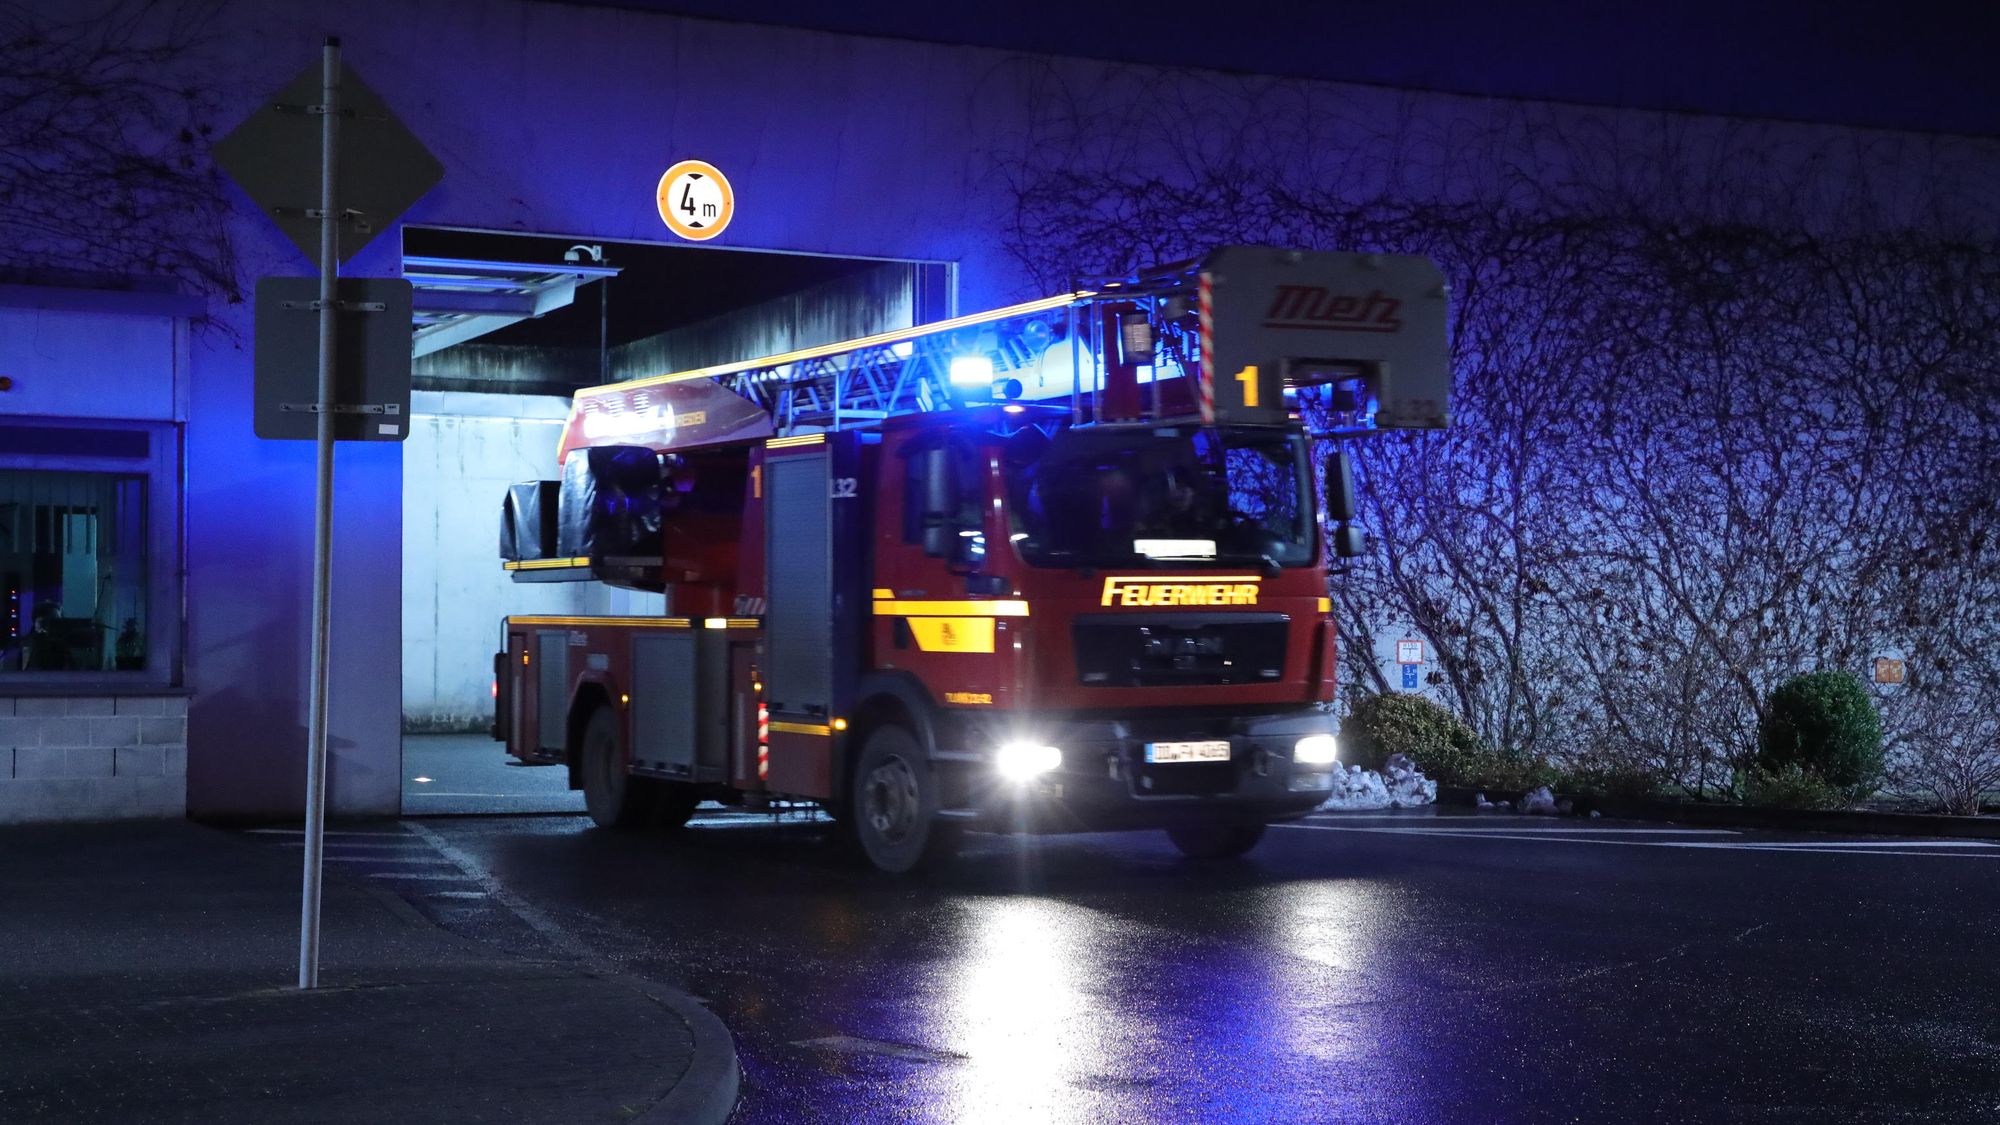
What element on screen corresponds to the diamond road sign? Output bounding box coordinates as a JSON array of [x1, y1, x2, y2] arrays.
[[213, 60, 442, 266]]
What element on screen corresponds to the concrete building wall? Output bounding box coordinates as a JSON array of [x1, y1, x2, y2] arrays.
[[0, 298, 185, 422], [403, 391, 581, 731], [413, 341, 602, 396], [9, 0, 1999, 821], [0, 695, 187, 825], [614, 261, 916, 378], [400, 390, 668, 731]]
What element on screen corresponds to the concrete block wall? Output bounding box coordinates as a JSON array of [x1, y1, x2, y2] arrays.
[[0, 696, 188, 824]]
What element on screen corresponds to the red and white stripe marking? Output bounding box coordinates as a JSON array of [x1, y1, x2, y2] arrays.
[[757, 701, 770, 781], [1196, 272, 1216, 424]]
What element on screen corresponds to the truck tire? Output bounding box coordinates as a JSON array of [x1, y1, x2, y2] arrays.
[[1165, 821, 1267, 860], [848, 724, 958, 874], [580, 706, 651, 830]]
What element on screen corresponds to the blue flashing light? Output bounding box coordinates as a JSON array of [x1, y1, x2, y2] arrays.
[[949, 355, 995, 387]]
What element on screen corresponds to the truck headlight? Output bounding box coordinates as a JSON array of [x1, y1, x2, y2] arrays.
[[1292, 734, 1339, 766], [995, 741, 1062, 779]]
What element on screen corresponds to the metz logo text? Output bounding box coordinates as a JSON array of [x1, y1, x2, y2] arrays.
[[1101, 577, 1261, 608], [1262, 287, 1402, 332]]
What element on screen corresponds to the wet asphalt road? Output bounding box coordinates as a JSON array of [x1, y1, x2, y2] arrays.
[[402, 734, 583, 816], [341, 806, 2000, 1125]]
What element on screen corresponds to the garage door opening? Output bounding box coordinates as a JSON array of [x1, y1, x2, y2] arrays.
[[398, 227, 952, 815]]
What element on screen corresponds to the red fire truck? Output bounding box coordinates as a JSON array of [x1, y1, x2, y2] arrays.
[[492, 246, 1449, 872]]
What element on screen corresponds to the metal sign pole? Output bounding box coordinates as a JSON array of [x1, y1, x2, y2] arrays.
[[298, 36, 342, 991]]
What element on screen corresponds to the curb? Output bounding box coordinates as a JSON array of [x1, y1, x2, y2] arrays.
[[1437, 787, 2000, 839], [631, 980, 741, 1125], [244, 824, 741, 1123]]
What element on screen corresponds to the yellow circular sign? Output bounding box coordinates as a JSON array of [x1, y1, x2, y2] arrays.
[[655, 160, 734, 241]]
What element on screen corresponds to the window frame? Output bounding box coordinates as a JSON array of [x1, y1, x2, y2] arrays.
[[0, 416, 182, 689]]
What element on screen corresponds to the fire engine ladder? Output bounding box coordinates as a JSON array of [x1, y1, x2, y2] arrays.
[[667, 292, 1093, 433]]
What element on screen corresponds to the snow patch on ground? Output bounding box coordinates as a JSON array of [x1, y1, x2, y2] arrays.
[[1318, 754, 1438, 810]]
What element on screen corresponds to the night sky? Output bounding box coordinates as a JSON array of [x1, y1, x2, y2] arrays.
[[581, 0, 1996, 137]]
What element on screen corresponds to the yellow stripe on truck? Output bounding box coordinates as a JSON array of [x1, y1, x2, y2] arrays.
[[768, 721, 831, 737], [871, 599, 1030, 618]]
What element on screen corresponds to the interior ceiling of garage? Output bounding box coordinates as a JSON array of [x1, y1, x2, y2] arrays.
[[569, 1, 1996, 138], [401, 228, 898, 353]]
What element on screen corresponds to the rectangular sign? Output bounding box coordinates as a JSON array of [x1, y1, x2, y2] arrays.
[[1200, 247, 1450, 430], [253, 277, 412, 441], [1396, 638, 1425, 664], [1401, 664, 1420, 690], [1872, 658, 1907, 685], [1100, 575, 1261, 608], [1145, 740, 1232, 764]]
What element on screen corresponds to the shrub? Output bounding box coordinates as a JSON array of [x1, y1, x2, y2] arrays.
[[1339, 693, 1553, 788], [1341, 693, 1481, 775], [1744, 763, 1851, 811], [1757, 671, 1885, 800], [1471, 752, 1563, 792], [1555, 759, 1663, 802]]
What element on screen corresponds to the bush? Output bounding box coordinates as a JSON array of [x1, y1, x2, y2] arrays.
[[1757, 671, 1885, 800], [1340, 693, 1552, 788], [1341, 693, 1480, 774], [1555, 759, 1663, 802], [1744, 763, 1851, 811]]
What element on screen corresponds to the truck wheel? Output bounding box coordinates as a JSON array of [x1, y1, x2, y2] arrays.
[[849, 725, 956, 874], [580, 707, 650, 830], [1165, 821, 1267, 859]]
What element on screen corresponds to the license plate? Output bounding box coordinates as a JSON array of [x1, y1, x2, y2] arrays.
[[1144, 740, 1231, 764]]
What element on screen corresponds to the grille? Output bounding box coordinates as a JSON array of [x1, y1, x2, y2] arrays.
[[1073, 613, 1289, 688]]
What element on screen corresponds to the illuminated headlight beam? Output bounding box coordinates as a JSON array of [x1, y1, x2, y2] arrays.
[[995, 741, 1062, 779], [1292, 734, 1339, 766]]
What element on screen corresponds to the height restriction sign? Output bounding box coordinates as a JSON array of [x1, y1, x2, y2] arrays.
[[656, 159, 734, 241]]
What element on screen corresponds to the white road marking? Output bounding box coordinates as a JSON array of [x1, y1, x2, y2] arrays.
[[427, 890, 490, 899], [322, 854, 457, 865], [1672, 840, 2000, 851], [278, 840, 430, 850], [1306, 821, 1741, 835], [403, 792, 581, 800], [406, 822, 605, 964], [246, 828, 407, 838], [366, 872, 476, 881], [1298, 814, 1476, 821], [1693, 846, 2000, 858], [1685, 839, 2000, 849], [1277, 823, 2000, 858]]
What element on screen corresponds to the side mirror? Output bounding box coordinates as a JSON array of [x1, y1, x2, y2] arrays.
[[1324, 449, 1357, 523], [1332, 524, 1368, 559], [920, 446, 955, 558]]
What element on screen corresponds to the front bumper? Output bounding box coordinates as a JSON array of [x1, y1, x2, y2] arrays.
[[943, 708, 1336, 834]]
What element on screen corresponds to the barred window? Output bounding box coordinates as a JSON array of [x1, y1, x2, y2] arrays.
[[1, 469, 150, 673]]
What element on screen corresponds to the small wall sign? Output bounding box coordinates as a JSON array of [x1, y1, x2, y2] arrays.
[[656, 159, 735, 241]]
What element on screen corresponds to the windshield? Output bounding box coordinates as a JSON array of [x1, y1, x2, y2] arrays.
[[1005, 424, 1316, 569]]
